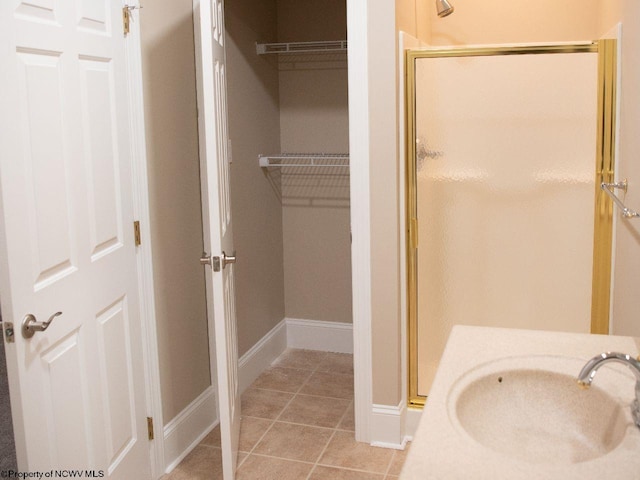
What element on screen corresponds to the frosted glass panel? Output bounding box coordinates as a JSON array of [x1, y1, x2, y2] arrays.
[[415, 52, 598, 396]]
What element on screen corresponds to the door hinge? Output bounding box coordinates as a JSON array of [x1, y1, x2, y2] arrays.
[[147, 417, 154, 440], [122, 6, 131, 36], [122, 5, 141, 36], [134, 221, 141, 246]]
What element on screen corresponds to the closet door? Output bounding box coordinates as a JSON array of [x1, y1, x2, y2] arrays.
[[192, 0, 240, 479]]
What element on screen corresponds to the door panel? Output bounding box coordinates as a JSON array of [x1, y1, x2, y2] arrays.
[[79, 57, 123, 260], [95, 298, 136, 471], [40, 330, 92, 467], [17, 49, 77, 288], [77, 0, 110, 34]]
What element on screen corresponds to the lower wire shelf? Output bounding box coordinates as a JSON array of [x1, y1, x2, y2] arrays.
[[258, 153, 350, 169]]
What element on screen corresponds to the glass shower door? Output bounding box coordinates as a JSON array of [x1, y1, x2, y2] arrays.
[[408, 44, 615, 400]]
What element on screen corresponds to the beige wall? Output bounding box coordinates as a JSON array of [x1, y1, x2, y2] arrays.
[[277, 0, 346, 42], [396, 0, 431, 42], [139, 2, 210, 424], [367, 0, 405, 406], [277, 0, 353, 324], [428, 0, 600, 45], [597, 2, 640, 337], [226, 0, 286, 356]]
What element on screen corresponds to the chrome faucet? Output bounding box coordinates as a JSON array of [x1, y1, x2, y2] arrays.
[[577, 352, 640, 429]]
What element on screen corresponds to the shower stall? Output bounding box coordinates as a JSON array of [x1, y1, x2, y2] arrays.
[[406, 41, 617, 405]]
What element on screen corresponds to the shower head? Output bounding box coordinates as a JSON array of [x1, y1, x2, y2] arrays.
[[436, 0, 454, 17]]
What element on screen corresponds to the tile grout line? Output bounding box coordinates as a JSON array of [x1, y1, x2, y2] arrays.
[[306, 428, 338, 480], [239, 416, 276, 460], [383, 449, 396, 478], [335, 397, 354, 431], [238, 351, 317, 471], [240, 350, 330, 472], [238, 449, 395, 478], [238, 350, 356, 476], [287, 350, 356, 479]]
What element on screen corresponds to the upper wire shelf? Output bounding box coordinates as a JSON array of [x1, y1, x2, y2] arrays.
[[256, 40, 348, 55], [601, 180, 640, 218], [258, 153, 350, 169]]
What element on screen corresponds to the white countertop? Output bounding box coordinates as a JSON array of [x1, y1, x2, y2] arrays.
[[401, 325, 640, 480]]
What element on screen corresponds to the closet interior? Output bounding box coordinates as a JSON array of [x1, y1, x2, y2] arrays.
[[226, 0, 352, 360]]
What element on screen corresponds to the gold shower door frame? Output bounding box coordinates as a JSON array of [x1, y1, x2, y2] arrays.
[[406, 41, 617, 407]]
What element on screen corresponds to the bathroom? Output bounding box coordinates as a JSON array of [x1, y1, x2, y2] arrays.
[[140, 0, 640, 474], [1, 0, 640, 478]]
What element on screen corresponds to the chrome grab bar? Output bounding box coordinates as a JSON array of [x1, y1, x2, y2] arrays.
[[601, 180, 640, 219]]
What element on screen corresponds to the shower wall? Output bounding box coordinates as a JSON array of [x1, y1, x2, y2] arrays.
[[427, 0, 601, 45], [414, 50, 599, 395]]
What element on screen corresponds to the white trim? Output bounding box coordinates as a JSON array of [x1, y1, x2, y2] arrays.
[[370, 402, 408, 449], [238, 320, 288, 394], [347, 0, 373, 444], [163, 386, 218, 474], [123, 2, 165, 478], [285, 318, 353, 354], [404, 406, 423, 440]]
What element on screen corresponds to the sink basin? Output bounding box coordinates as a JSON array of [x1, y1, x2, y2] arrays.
[[449, 357, 630, 465], [402, 327, 640, 480]]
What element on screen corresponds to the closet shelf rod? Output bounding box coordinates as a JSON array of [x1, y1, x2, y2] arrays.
[[602, 180, 640, 218], [258, 154, 349, 168], [256, 40, 348, 55]]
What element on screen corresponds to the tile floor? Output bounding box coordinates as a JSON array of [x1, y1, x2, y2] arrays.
[[163, 349, 409, 479]]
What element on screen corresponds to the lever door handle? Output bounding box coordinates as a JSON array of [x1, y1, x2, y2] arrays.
[[22, 311, 62, 339]]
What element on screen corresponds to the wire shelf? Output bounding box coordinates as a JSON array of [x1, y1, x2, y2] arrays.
[[258, 153, 349, 169], [256, 40, 348, 55]]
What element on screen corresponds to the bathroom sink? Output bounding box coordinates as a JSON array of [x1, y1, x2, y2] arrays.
[[402, 327, 640, 480], [448, 357, 630, 465]]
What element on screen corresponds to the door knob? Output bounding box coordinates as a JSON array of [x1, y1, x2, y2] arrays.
[[22, 311, 62, 339], [221, 251, 236, 269], [200, 251, 236, 272]]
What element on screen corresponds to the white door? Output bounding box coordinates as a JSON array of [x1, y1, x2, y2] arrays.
[[192, 0, 241, 479], [0, 1, 151, 478]]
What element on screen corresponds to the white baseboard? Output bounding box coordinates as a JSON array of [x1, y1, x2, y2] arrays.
[[238, 319, 288, 394], [285, 318, 353, 353], [163, 386, 218, 473], [163, 318, 356, 472], [370, 402, 409, 450]]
